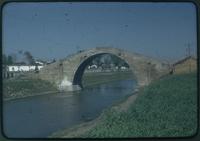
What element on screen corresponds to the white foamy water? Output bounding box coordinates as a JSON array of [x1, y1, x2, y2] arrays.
[[58, 77, 72, 90]]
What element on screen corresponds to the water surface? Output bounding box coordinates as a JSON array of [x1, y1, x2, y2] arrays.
[[3, 79, 136, 138]]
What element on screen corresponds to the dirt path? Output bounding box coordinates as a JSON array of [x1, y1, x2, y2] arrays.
[[49, 89, 140, 138]]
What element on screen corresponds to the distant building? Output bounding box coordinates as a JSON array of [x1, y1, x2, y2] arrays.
[[120, 66, 127, 70], [35, 60, 46, 65], [88, 64, 98, 69], [7, 65, 43, 72], [46, 59, 56, 65], [172, 56, 197, 74], [3, 61, 45, 79]]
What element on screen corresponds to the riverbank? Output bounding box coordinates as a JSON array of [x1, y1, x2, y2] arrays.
[[49, 90, 139, 138], [3, 78, 59, 101], [50, 72, 197, 138], [3, 71, 134, 101]]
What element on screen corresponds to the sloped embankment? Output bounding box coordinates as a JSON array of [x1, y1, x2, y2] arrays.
[[51, 72, 197, 138], [3, 78, 58, 101]]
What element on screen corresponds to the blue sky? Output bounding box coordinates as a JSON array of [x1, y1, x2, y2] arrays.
[[2, 2, 197, 62]]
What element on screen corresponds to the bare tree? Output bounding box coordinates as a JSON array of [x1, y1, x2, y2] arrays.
[[24, 51, 35, 65]]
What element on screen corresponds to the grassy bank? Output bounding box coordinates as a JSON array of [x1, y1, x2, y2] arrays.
[[80, 72, 197, 137], [3, 78, 58, 100], [82, 70, 134, 87], [3, 71, 134, 100]]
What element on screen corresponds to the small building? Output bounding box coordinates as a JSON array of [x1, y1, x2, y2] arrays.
[[120, 66, 127, 70], [88, 64, 98, 69], [35, 60, 46, 65], [172, 56, 197, 74]]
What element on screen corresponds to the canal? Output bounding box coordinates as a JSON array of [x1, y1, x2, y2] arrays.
[[3, 79, 137, 138]]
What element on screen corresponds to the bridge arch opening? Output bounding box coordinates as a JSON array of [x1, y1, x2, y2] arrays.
[[72, 53, 136, 88]]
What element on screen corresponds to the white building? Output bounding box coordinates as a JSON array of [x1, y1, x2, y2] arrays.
[[7, 65, 43, 72], [120, 66, 127, 70], [35, 60, 45, 65], [88, 64, 98, 69]]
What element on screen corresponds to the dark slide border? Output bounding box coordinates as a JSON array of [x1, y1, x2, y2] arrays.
[[0, 0, 199, 140]]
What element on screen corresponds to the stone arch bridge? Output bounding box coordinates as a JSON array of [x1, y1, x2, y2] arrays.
[[38, 47, 170, 91]]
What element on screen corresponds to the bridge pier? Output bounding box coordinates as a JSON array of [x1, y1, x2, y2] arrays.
[[58, 77, 82, 92]]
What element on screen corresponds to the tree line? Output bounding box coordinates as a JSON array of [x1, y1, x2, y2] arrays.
[[3, 51, 35, 65]]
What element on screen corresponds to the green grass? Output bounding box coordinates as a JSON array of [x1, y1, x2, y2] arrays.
[[82, 71, 135, 87], [3, 78, 58, 99], [82, 72, 197, 137]]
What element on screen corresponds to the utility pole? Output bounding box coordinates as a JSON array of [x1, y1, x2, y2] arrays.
[[186, 43, 191, 58], [76, 45, 80, 53], [186, 43, 191, 73], [146, 62, 151, 84]]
